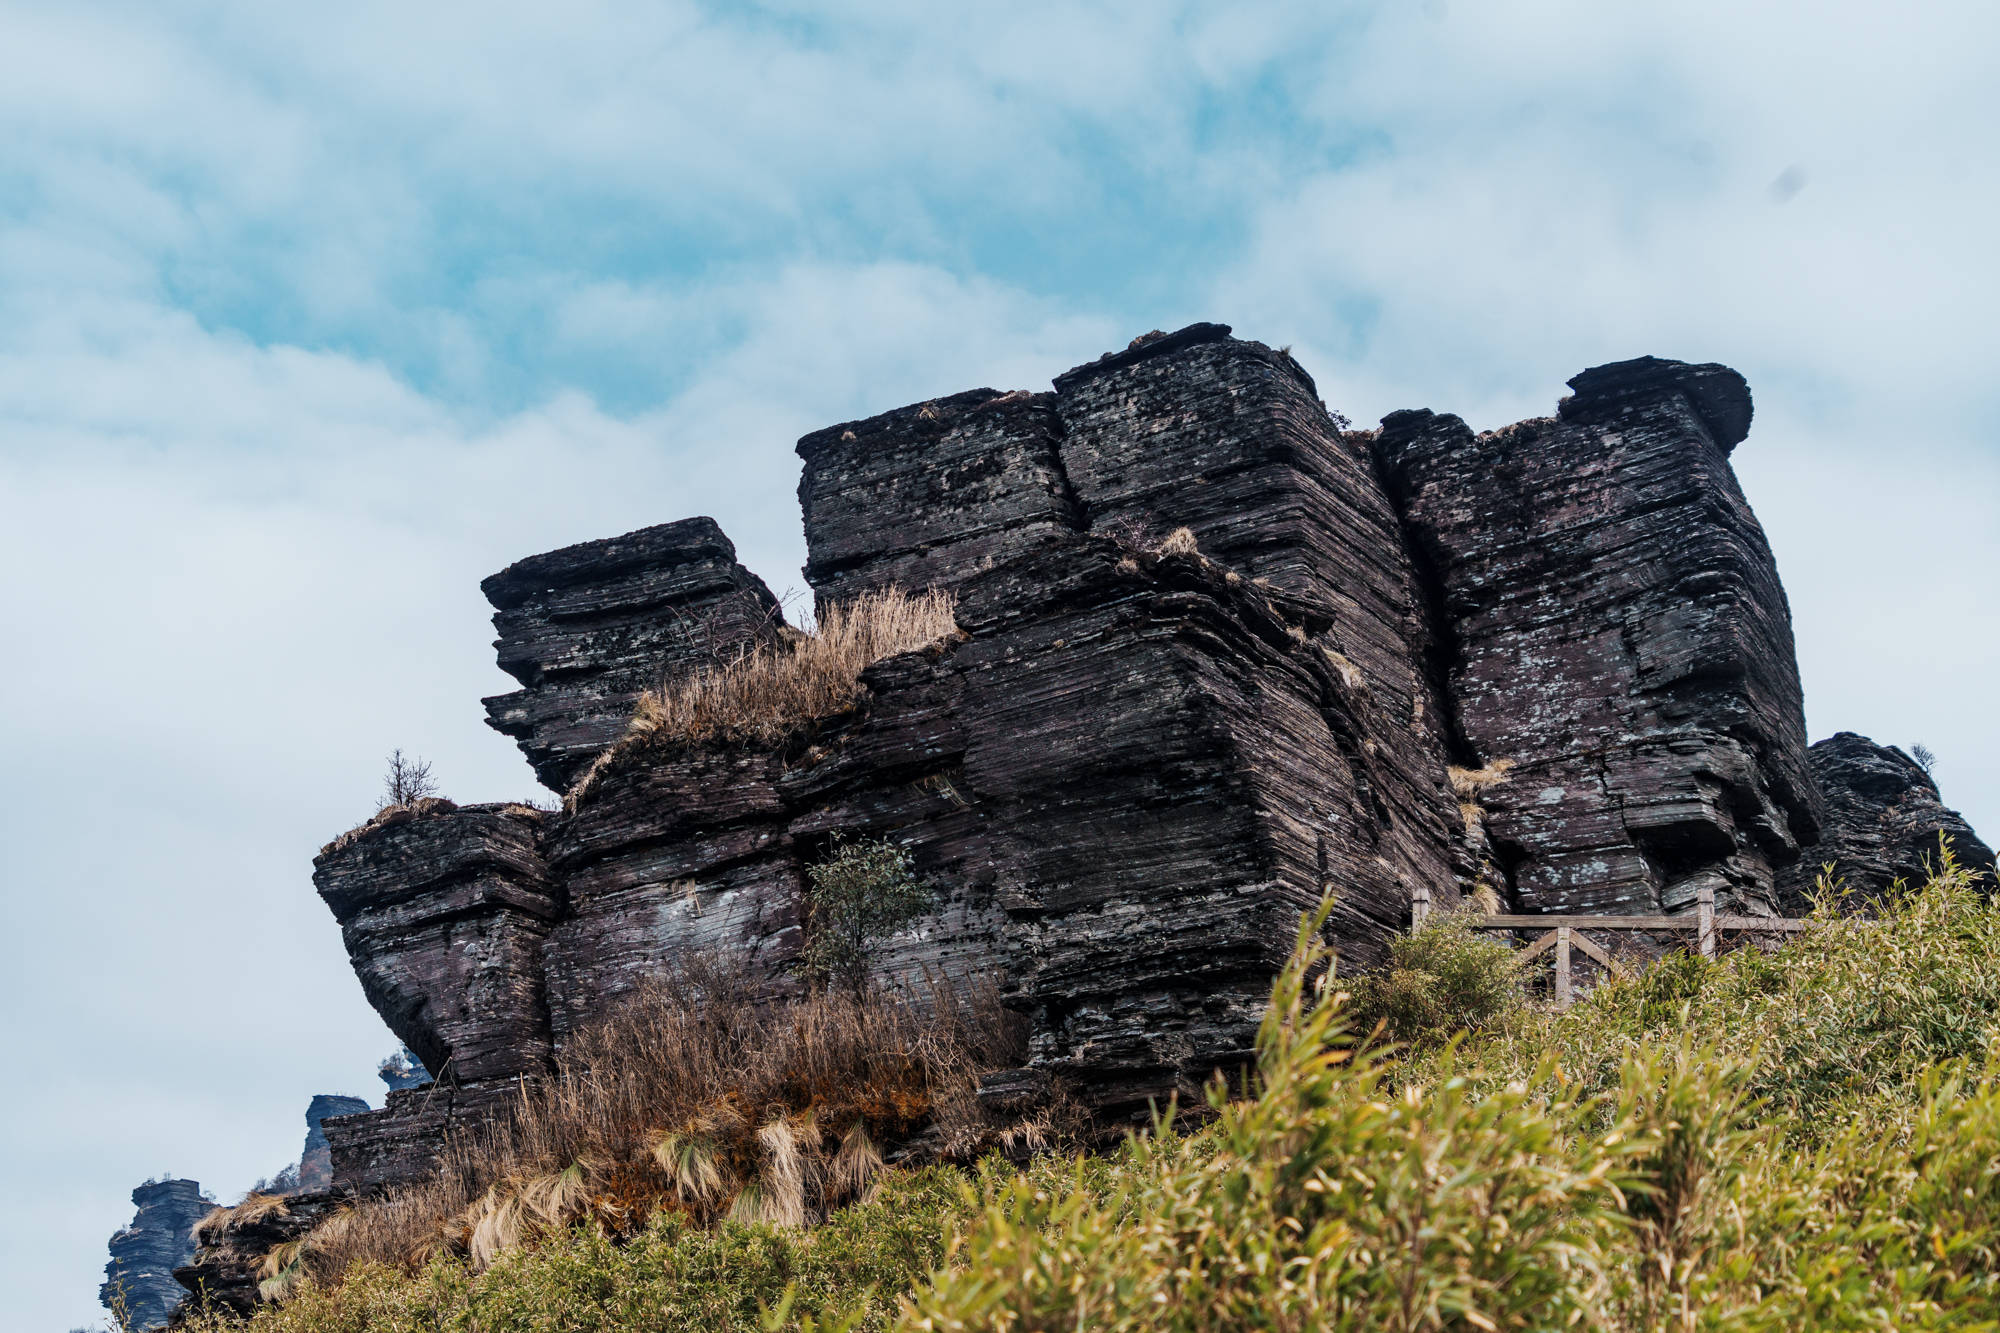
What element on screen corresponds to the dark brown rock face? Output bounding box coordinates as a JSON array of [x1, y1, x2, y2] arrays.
[[305, 327, 1985, 1176], [315, 802, 556, 1084], [797, 387, 1079, 602], [1373, 357, 1820, 917], [101, 1179, 209, 1330], [1777, 733, 1996, 911], [481, 518, 785, 791], [313, 803, 558, 1189]]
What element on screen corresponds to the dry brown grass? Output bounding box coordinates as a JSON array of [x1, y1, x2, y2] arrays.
[[1321, 647, 1364, 691], [285, 958, 1032, 1286], [193, 1192, 290, 1246], [1447, 758, 1515, 801], [570, 588, 960, 804], [319, 797, 458, 857]]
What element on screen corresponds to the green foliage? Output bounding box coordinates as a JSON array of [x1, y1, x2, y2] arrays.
[[907, 902, 1641, 1331], [1344, 908, 1522, 1047], [1444, 845, 2000, 1135], [179, 1168, 973, 1333], [803, 837, 933, 992], [197, 852, 2000, 1331]]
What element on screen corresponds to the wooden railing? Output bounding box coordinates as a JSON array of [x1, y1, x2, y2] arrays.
[[1411, 882, 1813, 1008]]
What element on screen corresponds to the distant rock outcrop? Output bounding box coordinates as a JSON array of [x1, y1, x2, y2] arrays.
[[1777, 733, 1996, 912], [304, 326, 1987, 1192], [101, 1179, 209, 1330], [378, 1045, 432, 1092], [297, 1095, 372, 1192]]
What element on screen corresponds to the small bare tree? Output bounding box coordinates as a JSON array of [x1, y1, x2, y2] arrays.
[[1911, 743, 1938, 776], [381, 749, 440, 810]]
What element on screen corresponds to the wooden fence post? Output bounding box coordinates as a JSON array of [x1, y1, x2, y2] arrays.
[[1697, 884, 1716, 959], [1411, 882, 1431, 931], [1555, 926, 1573, 1008]]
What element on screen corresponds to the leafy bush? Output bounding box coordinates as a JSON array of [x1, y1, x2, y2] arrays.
[[182, 1168, 975, 1333], [908, 903, 1638, 1332], [1344, 908, 1521, 1047], [803, 836, 934, 993], [1449, 844, 2000, 1133]]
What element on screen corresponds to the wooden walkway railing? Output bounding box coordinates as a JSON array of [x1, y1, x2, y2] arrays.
[[1411, 882, 1813, 1008]]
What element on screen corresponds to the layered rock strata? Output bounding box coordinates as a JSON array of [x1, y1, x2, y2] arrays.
[[1777, 733, 1995, 912], [174, 1192, 342, 1319], [308, 326, 1987, 1189], [481, 517, 785, 791], [1373, 358, 1820, 917], [101, 1179, 209, 1330]]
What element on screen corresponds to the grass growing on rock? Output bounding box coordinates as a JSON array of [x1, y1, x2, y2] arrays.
[[568, 588, 961, 806], [189, 853, 2000, 1332]]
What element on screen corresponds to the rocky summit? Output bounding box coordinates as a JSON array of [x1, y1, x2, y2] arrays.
[[295, 324, 1988, 1195], [101, 1179, 210, 1330]]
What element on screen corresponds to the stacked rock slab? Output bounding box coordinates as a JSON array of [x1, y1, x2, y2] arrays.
[[101, 1179, 209, 1330], [482, 517, 785, 792], [1373, 358, 1821, 917], [1777, 733, 1996, 912], [1047, 326, 1464, 924], [313, 802, 555, 1190], [307, 327, 1990, 1186], [789, 325, 1466, 1107]]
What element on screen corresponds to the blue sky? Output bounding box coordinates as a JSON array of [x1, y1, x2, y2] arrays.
[[3, 3, 1997, 1326]]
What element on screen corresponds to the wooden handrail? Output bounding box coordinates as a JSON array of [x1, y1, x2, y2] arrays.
[[1450, 885, 1819, 1009], [1471, 913, 1810, 932]]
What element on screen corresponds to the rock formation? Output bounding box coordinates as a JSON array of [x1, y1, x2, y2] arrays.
[[306, 325, 1986, 1194], [174, 1192, 343, 1319], [1373, 358, 1819, 918], [481, 517, 785, 791], [1777, 733, 1995, 912], [297, 1095, 372, 1193], [100, 1179, 210, 1330]]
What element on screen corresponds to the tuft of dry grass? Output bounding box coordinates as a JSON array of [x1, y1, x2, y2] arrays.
[[319, 797, 458, 857], [1156, 526, 1200, 557], [1448, 758, 1515, 801], [1321, 647, 1364, 692], [570, 588, 959, 803], [284, 957, 1034, 1288], [194, 1192, 290, 1246]]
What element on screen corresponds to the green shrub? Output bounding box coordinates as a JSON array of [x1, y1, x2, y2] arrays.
[[180, 1168, 974, 1333], [1344, 908, 1521, 1047], [908, 904, 1640, 1331], [804, 836, 933, 993], [1444, 845, 2000, 1137]]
